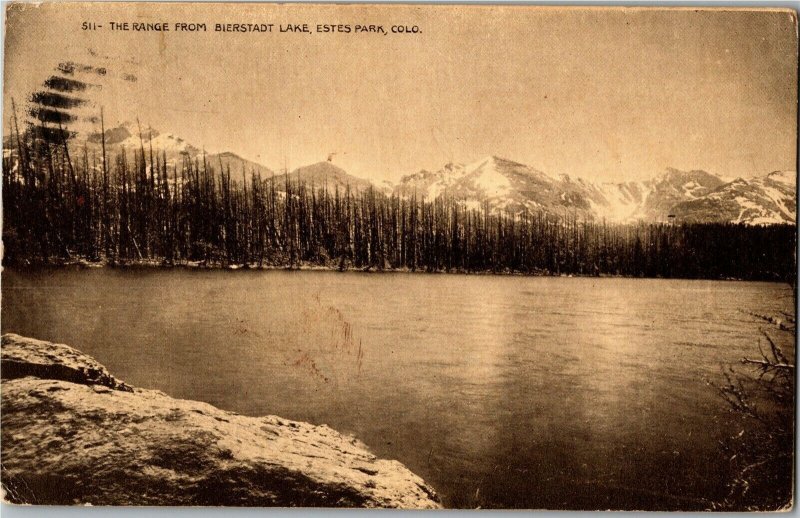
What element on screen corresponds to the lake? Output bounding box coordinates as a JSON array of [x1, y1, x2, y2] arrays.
[[1, 268, 794, 509]]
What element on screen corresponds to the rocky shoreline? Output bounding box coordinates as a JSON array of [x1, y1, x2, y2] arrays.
[[0, 333, 441, 508]]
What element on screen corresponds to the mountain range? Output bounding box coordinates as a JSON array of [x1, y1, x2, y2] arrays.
[[393, 156, 795, 225], [12, 120, 797, 226], [15, 57, 795, 226], [85, 121, 274, 179]]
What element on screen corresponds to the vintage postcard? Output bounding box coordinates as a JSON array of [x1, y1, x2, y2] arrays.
[[1, 2, 797, 511]]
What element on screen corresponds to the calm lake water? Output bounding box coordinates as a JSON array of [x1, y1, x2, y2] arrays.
[[2, 268, 795, 509]]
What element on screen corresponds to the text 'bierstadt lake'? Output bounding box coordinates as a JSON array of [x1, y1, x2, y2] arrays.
[[2, 268, 794, 509]]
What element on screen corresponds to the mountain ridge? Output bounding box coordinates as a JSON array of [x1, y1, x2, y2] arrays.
[[11, 121, 794, 225], [392, 155, 795, 225]]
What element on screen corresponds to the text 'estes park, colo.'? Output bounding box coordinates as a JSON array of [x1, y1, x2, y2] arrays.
[[81, 21, 422, 34]]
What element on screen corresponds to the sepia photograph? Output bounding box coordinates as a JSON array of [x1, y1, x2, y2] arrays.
[[0, 2, 797, 511]]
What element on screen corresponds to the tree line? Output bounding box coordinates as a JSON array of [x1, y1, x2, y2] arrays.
[[2, 116, 796, 282]]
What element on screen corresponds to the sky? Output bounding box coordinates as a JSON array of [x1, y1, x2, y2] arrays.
[[4, 3, 798, 183]]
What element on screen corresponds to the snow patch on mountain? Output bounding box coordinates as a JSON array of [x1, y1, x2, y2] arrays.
[[119, 132, 198, 156], [465, 156, 513, 197], [587, 181, 652, 222], [670, 171, 796, 225], [766, 170, 796, 186]]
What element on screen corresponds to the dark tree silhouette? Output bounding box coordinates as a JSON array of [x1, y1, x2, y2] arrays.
[[2, 124, 796, 283]]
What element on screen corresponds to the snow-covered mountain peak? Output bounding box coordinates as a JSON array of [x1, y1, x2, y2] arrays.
[[393, 156, 794, 225], [766, 170, 797, 187], [464, 156, 529, 174], [118, 132, 199, 156]]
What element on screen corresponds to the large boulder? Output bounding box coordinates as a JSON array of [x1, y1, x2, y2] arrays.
[[1, 333, 132, 392], [0, 334, 441, 508]]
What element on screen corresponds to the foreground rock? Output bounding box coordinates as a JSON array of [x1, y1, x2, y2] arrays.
[[1, 334, 133, 392], [0, 334, 441, 508]]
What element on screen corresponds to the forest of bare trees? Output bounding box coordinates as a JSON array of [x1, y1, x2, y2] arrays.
[[2, 117, 796, 282]]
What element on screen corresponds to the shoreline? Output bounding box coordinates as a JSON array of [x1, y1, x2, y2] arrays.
[[2, 258, 792, 284]]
